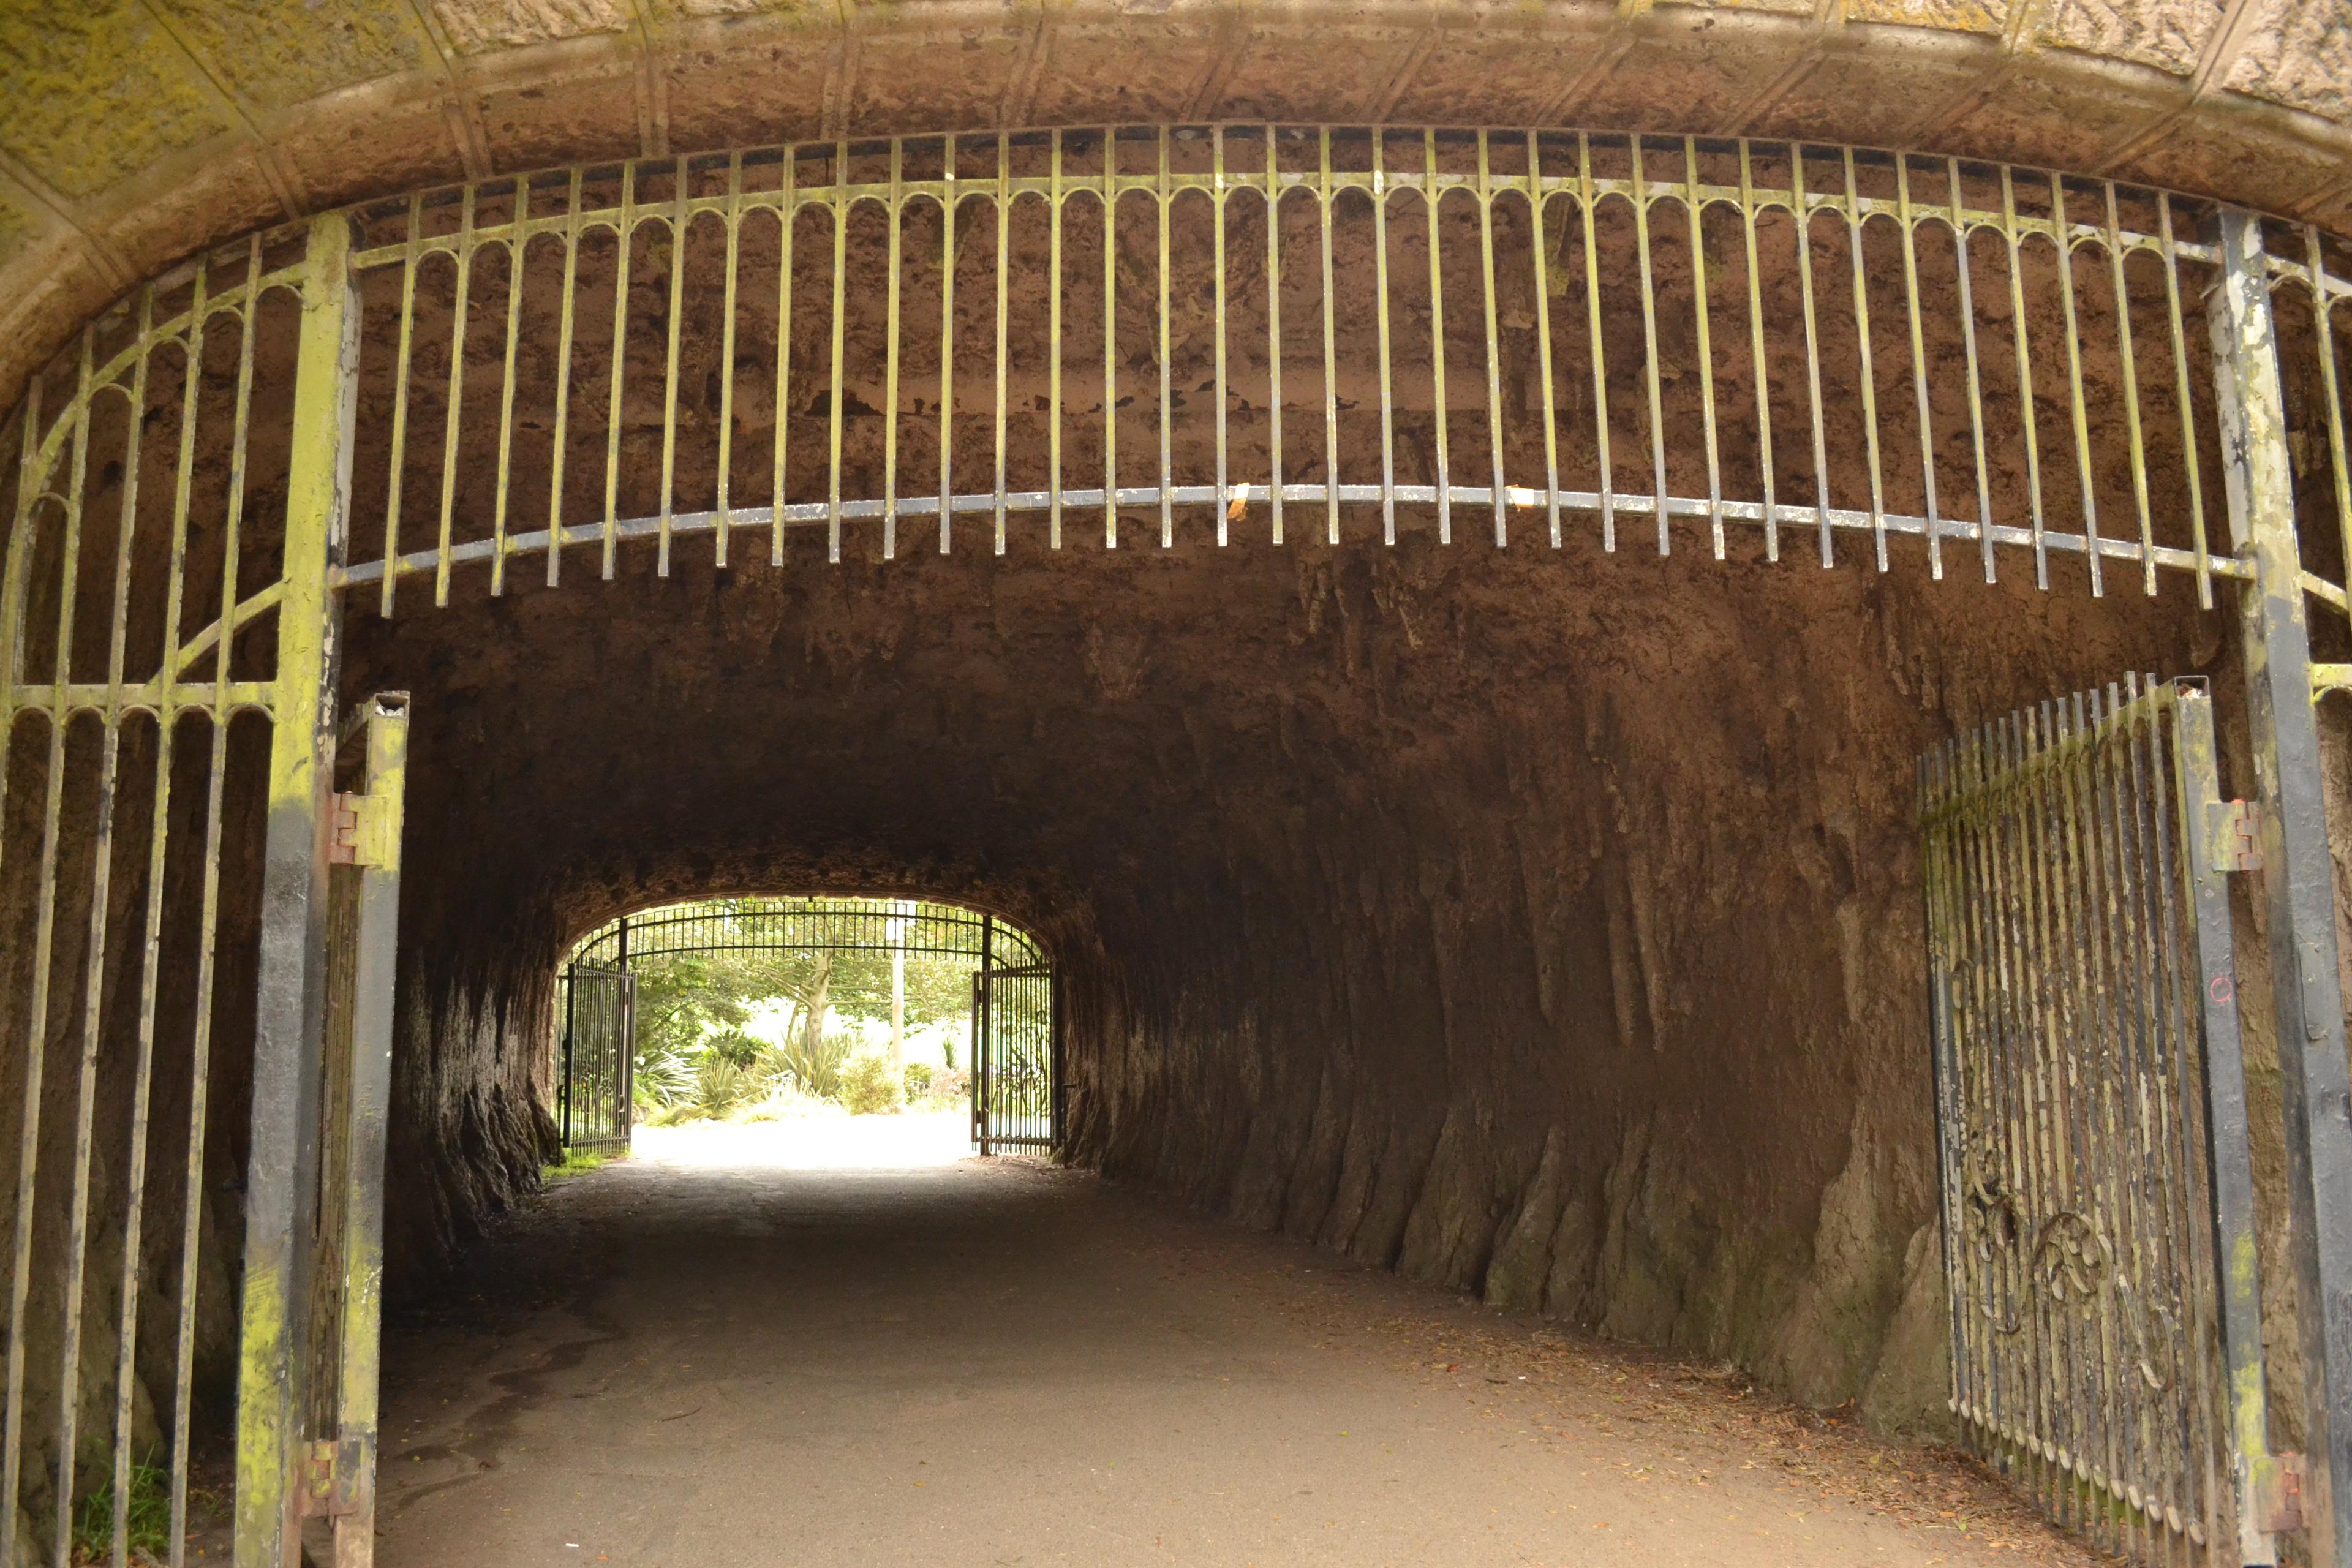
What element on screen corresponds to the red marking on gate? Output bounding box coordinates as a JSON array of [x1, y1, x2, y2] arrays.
[[2211, 974, 2234, 1006]]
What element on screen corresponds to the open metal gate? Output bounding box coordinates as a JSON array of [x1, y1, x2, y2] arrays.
[[557, 964, 633, 1157], [973, 964, 1057, 1155], [1919, 676, 2293, 1566]]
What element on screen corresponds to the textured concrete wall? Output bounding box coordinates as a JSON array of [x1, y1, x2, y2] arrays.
[[339, 535, 2208, 1435], [2, 0, 2350, 417]]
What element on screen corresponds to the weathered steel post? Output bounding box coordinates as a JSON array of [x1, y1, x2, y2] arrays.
[[2208, 205, 2352, 1566], [235, 211, 358, 1568]]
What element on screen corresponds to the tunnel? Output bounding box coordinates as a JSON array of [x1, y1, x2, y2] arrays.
[[6, 7, 2352, 1568]]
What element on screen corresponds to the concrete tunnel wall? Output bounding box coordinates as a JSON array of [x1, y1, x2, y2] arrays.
[[349, 532, 2214, 1434]]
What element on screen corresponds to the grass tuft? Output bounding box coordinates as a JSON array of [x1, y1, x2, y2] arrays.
[[70, 1455, 172, 1564]]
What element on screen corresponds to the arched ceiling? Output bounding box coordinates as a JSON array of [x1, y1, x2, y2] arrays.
[[1, 0, 2346, 410]]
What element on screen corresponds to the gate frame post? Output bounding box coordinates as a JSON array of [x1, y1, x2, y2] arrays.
[[235, 211, 360, 1568], [2208, 205, 2352, 1566]]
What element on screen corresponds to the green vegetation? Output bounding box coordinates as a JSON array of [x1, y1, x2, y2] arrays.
[[608, 911, 981, 1126], [70, 1457, 172, 1564], [543, 1147, 612, 1182]]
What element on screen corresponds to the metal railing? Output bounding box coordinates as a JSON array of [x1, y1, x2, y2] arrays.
[[568, 895, 1044, 970], [306, 126, 2339, 616]]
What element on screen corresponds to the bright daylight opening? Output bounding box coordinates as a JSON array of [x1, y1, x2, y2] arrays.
[[551, 895, 1054, 1172]]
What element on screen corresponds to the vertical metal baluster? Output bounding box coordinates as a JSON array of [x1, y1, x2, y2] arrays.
[[2306, 226, 2352, 598], [435, 186, 475, 605], [1321, 127, 1341, 546], [827, 143, 849, 564], [20, 339, 91, 1568], [1896, 158, 1942, 579], [1477, 131, 1506, 547], [1961, 739, 2006, 1472], [2156, 195, 2212, 608], [1268, 130, 1285, 546], [1425, 127, 1449, 546], [2050, 175, 2103, 595], [1950, 164, 1996, 586], [546, 171, 582, 588], [1981, 720, 2031, 1486], [1684, 138, 1721, 559], [938, 135, 956, 555], [1740, 145, 1777, 562], [1050, 130, 1065, 551], [1528, 133, 1561, 549], [883, 144, 902, 560], [717, 153, 743, 568], [156, 270, 209, 1564], [2166, 680, 2267, 1564], [381, 198, 420, 614], [606, 162, 636, 581], [1791, 149, 1833, 566], [2068, 690, 2127, 1551], [113, 309, 185, 1568], [996, 134, 1012, 556], [1844, 148, 1887, 570], [1159, 126, 1175, 548], [659, 156, 690, 576], [1374, 130, 1396, 546], [77, 297, 150, 1568], [2101, 188, 2156, 596], [1627, 136, 1665, 552], [1578, 135, 1612, 552], [2001, 168, 2049, 589], [1106, 129, 1120, 548], [2046, 701, 2099, 1546], [2008, 709, 2067, 1525], [775, 149, 796, 566], [2106, 692, 2157, 1561], [491, 226, 526, 595], [1213, 126, 1230, 546]]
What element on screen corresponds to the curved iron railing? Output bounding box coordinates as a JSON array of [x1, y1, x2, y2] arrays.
[[568, 894, 1044, 970]]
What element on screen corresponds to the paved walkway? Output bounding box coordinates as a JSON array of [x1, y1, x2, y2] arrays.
[[376, 1115, 2094, 1567]]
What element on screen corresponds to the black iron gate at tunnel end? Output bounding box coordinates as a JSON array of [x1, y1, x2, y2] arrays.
[[556, 897, 1059, 1159]]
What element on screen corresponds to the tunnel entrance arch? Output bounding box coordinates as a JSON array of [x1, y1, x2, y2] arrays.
[[3, 123, 2352, 1568], [556, 896, 1056, 1158]]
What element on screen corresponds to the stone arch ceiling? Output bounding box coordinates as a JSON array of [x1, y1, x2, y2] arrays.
[[0, 0, 2345, 408]]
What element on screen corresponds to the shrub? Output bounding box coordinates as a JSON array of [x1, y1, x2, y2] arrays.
[[839, 1050, 905, 1115], [902, 1062, 934, 1098], [693, 1050, 753, 1117], [764, 1028, 850, 1101]]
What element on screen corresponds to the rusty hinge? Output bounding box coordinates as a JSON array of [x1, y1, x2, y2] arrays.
[[327, 791, 395, 869], [298, 1434, 373, 1520], [2207, 799, 2262, 873], [2251, 1450, 2306, 1536]]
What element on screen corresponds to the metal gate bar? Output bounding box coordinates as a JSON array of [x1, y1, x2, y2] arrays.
[[322, 127, 2278, 608], [1920, 676, 2280, 1566], [557, 964, 632, 1158], [974, 963, 1055, 1155]]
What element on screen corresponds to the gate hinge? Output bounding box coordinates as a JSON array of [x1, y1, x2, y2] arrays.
[[2207, 799, 2262, 873], [298, 1434, 373, 1520], [2244, 1450, 2305, 1537], [328, 791, 396, 870]]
